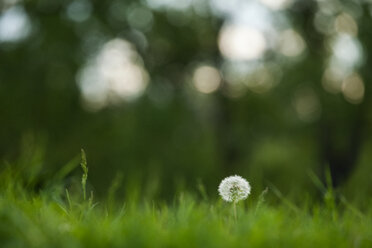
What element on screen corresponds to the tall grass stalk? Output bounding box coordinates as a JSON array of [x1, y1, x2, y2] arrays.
[[80, 149, 88, 201]]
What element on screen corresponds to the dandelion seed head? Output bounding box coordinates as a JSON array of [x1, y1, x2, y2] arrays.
[[218, 175, 251, 203]]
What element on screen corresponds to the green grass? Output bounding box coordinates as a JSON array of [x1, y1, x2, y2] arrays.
[[0, 152, 371, 248], [0, 188, 371, 248]]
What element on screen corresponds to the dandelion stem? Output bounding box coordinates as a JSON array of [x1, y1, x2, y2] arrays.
[[233, 202, 237, 222]]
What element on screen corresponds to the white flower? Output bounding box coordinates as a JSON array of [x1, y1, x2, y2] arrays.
[[218, 175, 251, 203]]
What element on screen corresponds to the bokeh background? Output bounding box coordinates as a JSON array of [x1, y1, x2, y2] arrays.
[[0, 0, 371, 202]]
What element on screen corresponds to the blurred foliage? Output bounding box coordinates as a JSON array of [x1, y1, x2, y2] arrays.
[[0, 0, 371, 200]]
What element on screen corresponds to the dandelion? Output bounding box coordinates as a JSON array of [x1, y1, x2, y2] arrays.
[[218, 175, 251, 220]]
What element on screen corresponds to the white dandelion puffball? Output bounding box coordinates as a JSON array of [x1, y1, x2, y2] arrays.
[[218, 175, 251, 203]]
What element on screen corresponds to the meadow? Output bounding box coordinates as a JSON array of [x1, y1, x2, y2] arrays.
[[2, 0, 372, 247], [0, 151, 371, 248]]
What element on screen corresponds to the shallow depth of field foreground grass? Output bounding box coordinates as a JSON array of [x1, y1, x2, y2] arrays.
[[1, 162, 372, 248], [1, 189, 372, 248]]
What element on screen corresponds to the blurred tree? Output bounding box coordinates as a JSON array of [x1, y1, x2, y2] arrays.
[[0, 0, 371, 198]]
